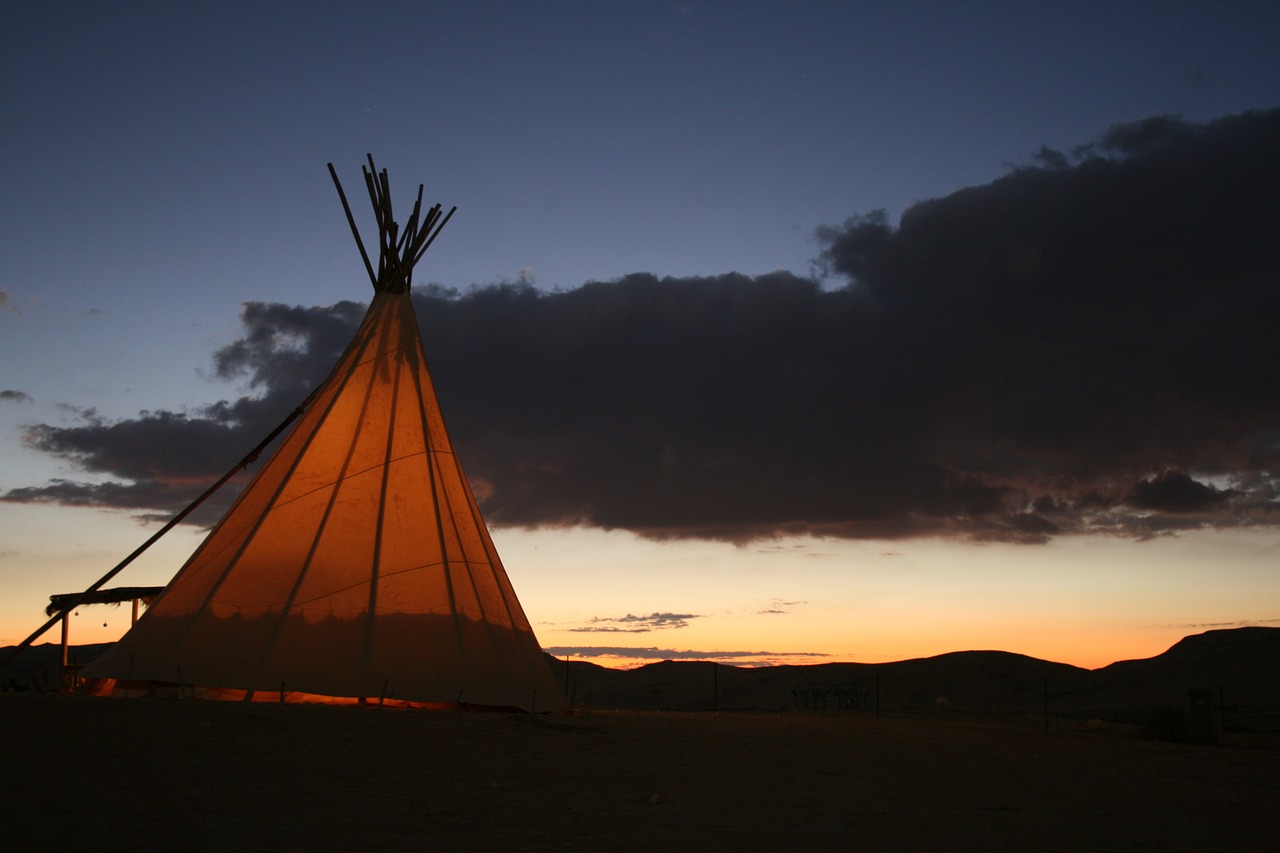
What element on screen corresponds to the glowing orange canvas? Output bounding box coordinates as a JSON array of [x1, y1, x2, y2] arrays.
[[86, 162, 565, 712]]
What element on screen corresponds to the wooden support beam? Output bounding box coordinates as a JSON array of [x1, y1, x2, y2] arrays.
[[60, 611, 70, 668]]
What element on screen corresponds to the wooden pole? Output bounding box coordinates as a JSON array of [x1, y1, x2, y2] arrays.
[[131, 598, 140, 625], [60, 612, 70, 668], [327, 163, 377, 289], [712, 661, 719, 711], [0, 401, 311, 671]]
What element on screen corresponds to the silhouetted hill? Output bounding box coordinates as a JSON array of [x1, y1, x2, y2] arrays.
[[557, 628, 1280, 727], [0, 642, 113, 691], [1076, 627, 1280, 711], [6, 628, 1277, 729]]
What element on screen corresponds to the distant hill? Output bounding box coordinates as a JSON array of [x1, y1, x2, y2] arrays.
[[1, 642, 114, 692], [1078, 627, 1280, 713], [6, 628, 1277, 728], [554, 628, 1280, 727]]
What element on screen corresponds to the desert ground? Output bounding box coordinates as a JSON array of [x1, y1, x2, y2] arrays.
[[5, 693, 1274, 851]]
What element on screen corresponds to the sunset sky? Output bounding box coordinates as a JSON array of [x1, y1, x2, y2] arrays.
[[3, 2, 1278, 670]]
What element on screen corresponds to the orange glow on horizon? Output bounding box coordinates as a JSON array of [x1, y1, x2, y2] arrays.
[[541, 624, 1206, 672]]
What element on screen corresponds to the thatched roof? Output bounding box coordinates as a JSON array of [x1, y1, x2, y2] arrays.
[[46, 587, 165, 617]]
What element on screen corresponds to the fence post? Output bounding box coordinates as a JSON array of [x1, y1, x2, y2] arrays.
[[711, 661, 719, 711]]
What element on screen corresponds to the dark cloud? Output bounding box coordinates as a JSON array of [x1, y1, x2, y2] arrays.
[[1127, 470, 1232, 514], [3, 303, 363, 524], [6, 110, 1279, 544], [1, 478, 185, 524], [0, 290, 17, 314], [569, 613, 701, 633], [1, 390, 33, 403], [210, 301, 366, 395]]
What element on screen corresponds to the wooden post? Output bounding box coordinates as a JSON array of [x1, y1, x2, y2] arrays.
[[712, 661, 719, 711], [60, 611, 71, 692], [131, 598, 140, 625]]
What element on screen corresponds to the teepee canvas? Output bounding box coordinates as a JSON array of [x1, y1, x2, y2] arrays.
[[85, 160, 565, 712]]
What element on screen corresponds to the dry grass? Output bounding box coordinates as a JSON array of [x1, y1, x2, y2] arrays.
[[7, 693, 1276, 850]]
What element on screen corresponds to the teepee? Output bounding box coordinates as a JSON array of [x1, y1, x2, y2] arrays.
[[85, 158, 565, 712]]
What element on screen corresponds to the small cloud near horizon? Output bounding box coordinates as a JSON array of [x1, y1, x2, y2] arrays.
[[1, 390, 33, 404], [1153, 618, 1280, 631], [756, 598, 805, 615], [546, 646, 829, 666], [568, 612, 700, 633]]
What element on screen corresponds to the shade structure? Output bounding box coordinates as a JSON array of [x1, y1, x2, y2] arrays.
[[85, 162, 565, 712]]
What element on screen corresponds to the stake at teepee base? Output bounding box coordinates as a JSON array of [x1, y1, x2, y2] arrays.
[[67, 157, 565, 712]]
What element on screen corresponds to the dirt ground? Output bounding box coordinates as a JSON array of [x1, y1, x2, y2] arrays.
[[5, 694, 1274, 851]]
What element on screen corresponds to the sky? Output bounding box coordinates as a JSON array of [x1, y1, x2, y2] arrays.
[[2, 1, 1279, 670]]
